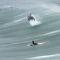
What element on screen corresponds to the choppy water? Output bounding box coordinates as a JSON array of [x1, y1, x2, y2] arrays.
[[0, 0, 60, 60]]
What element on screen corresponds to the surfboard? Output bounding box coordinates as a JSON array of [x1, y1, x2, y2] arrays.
[[27, 44, 32, 46], [27, 44, 35, 46], [27, 44, 31, 46]]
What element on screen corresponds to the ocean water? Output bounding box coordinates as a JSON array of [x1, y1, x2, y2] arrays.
[[0, 0, 60, 60]]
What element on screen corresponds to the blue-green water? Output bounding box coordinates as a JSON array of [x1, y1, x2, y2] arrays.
[[0, 0, 60, 60]]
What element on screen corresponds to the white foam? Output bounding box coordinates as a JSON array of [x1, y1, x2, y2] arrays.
[[29, 20, 40, 26], [4, 6, 14, 8], [27, 54, 60, 59], [44, 12, 53, 15]]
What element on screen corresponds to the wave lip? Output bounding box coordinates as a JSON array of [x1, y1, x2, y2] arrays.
[[27, 54, 60, 59]]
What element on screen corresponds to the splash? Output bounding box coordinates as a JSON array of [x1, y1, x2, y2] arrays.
[[29, 20, 40, 26]]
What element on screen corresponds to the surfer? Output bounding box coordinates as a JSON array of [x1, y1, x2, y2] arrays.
[[31, 41, 48, 46], [27, 41, 48, 46], [28, 14, 35, 21], [31, 41, 38, 45]]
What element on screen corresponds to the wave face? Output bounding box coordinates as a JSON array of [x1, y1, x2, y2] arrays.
[[0, 0, 60, 60]]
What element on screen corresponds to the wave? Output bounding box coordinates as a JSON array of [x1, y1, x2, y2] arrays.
[[0, 17, 27, 28], [27, 54, 60, 59], [1, 30, 60, 47], [0, 9, 33, 28], [22, 30, 60, 40], [42, 3, 60, 12]]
